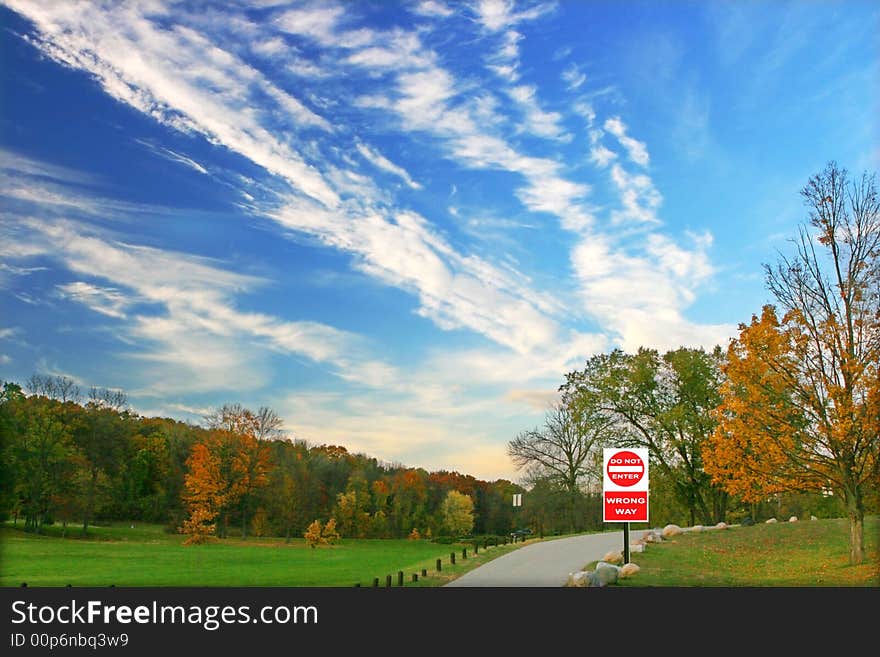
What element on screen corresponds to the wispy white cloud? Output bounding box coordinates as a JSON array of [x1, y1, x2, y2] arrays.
[[56, 282, 130, 319], [473, 0, 556, 32], [604, 116, 649, 167], [8, 216, 400, 393], [270, 196, 565, 355], [9, 0, 340, 207], [562, 63, 586, 90], [609, 163, 662, 225], [355, 140, 422, 189], [134, 139, 209, 175], [507, 84, 569, 141], [412, 0, 454, 18], [570, 233, 732, 352]]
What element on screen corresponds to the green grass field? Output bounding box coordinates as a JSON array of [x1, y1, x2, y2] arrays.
[[0, 522, 525, 587], [610, 516, 880, 587]]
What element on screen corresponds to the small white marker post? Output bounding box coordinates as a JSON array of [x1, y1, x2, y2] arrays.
[[512, 493, 522, 542]]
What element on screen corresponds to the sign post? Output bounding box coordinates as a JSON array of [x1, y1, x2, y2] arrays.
[[603, 448, 649, 563]]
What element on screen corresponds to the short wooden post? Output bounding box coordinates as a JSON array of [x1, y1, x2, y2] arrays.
[[412, 573, 418, 582], [483, 538, 488, 549], [436, 558, 442, 572], [373, 577, 379, 587], [462, 548, 467, 559], [398, 571, 404, 586], [474, 542, 479, 554], [421, 568, 428, 577], [386, 574, 392, 588], [450, 551, 456, 565]]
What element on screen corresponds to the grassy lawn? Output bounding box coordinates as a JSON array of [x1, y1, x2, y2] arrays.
[[607, 516, 879, 587], [0, 522, 530, 587]]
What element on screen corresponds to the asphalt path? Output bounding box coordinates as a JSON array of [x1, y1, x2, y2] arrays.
[[444, 529, 651, 587]]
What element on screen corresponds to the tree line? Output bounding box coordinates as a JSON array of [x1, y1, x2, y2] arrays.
[[0, 383, 522, 542]]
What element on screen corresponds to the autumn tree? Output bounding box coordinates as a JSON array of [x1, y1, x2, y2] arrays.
[[203, 404, 275, 538], [704, 162, 879, 564], [441, 490, 474, 537], [322, 517, 340, 544], [180, 442, 225, 544], [304, 519, 325, 548]]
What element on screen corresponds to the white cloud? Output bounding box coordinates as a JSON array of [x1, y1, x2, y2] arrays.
[[9, 1, 340, 207], [590, 144, 617, 168], [56, 282, 130, 319], [271, 196, 565, 354], [412, 1, 454, 18], [134, 139, 208, 175], [507, 84, 569, 141], [9, 217, 400, 393], [604, 116, 650, 167], [562, 64, 586, 90], [355, 141, 422, 189], [570, 234, 733, 352], [609, 163, 662, 225], [474, 0, 556, 32]]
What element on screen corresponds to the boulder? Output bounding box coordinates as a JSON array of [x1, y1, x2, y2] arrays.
[[662, 524, 683, 538], [789, 516, 798, 522], [630, 542, 645, 553], [643, 530, 663, 543], [811, 515, 818, 521], [714, 522, 728, 530], [690, 524, 704, 532], [566, 571, 589, 587], [602, 550, 624, 564], [587, 563, 620, 587], [765, 517, 777, 524], [619, 563, 640, 578]]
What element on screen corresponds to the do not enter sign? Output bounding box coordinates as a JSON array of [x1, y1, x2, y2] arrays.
[[606, 450, 645, 487], [603, 448, 649, 522]]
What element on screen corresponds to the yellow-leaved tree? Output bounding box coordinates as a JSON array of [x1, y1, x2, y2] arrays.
[[703, 162, 879, 564], [441, 490, 474, 537]]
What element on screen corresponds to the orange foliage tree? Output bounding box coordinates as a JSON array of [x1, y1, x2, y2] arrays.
[[703, 162, 879, 564], [180, 442, 225, 544]]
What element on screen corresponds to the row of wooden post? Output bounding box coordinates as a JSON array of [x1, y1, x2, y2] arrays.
[[357, 535, 517, 587]]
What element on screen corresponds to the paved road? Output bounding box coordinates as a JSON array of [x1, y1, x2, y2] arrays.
[[444, 529, 651, 587]]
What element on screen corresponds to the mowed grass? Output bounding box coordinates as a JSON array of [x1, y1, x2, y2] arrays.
[[613, 516, 879, 587], [0, 522, 483, 587]]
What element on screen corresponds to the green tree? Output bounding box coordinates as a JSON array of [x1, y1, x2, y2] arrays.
[[562, 346, 728, 526], [3, 396, 79, 532]]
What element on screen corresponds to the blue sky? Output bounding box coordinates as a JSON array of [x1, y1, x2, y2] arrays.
[[1, 0, 877, 481]]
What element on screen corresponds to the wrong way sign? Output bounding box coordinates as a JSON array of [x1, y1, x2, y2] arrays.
[[603, 448, 649, 522]]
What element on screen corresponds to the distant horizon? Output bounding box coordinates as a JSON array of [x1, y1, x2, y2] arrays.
[[1, 0, 877, 482]]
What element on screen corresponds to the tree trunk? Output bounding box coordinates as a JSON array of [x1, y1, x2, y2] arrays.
[[844, 487, 866, 564]]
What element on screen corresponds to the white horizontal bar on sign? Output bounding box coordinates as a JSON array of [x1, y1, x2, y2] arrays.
[[607, 466, 643, 472]]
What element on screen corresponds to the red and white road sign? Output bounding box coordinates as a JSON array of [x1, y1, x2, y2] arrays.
[[606, 450, 645, 487], [603, 448, 649, 522]]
